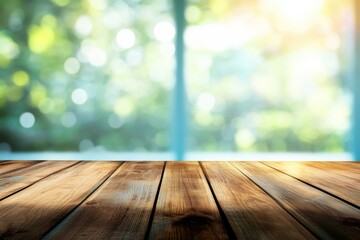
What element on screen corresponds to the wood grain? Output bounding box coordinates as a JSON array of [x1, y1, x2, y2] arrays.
[[0, 161, 40, 175], [149, 162, 228, 240], [45, 161, 164, 240], [303, 162, 360, 180], [0, 161, 359, 239], [0, 161, 121, 240], [201, 161, 315, 239], [0, 161, 78, 200], [233, 162, 360, 240], [265, 162, 360, 207]]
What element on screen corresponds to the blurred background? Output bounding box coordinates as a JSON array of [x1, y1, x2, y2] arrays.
[[0, 0, 354, 156]]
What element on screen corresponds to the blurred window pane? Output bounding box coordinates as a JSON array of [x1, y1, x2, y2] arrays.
[[0, 0, 354, 154], [0, 0, 173, 152], [186, 0, 352, 152]]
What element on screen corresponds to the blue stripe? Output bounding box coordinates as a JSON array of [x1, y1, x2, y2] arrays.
[[352, 2, 360, 161], [172, 0, 187, 160]]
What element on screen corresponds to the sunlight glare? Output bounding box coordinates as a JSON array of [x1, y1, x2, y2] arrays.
[[263, 0, 324, 30], [116, 29, 136, 49]]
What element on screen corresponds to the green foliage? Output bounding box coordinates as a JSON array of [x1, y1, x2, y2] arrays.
[[0, 0, 351, 152], [0, 0, 172, 151]]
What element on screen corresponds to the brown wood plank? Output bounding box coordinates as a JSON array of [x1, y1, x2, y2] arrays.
[[149, 162, 228, 240], [0, 161, 41, 175], [327, 162, 360, 170], [0, 161, 77, 200], [233, 162, 360, 240], [201, 161, 315, 239], [265, 162, 360, 207], [45, 161, 164, 240], [303, 162, 360, 180], [0, 161, 120, 239]]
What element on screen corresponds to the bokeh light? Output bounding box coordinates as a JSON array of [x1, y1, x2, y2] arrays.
[[0, 0, 351, 153], [12, 71, 29, 87], [74, 16, 93, 37], [187, 0, 351, 152], [116, 29, 136, 49], [64, 58, 80, 74], [0, 0, 172, 151], [71, 88, 88, 105], [153, 21, 175, 42], [61, 112, 77, 128], [19, 112, 35, 128]]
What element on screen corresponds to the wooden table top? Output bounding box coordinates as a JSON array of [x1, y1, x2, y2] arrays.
[[0, 161, 359, 239]]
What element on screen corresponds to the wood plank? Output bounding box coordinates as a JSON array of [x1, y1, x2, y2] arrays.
[[201, 161, 315, 239], [45, 161, 164, 240], [0, 161, 41, 175], [233, 162, 360, 240], [0, 161, 77, 200], [303, 162, 360, 180], [265, 162, 360, 207], [149, 162, 228, 239], [329, 162, 360, 170], [0, 161, 120, 239]]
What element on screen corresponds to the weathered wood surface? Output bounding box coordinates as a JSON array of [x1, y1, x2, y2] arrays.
[[201, 161, 314, 239], [0, 161, 40, 175], [149, 162, 228, 240], [0, 161, 359, 240], [234, 162, 360, 240], [46, 162, 164, 240], [0, 161, 78, 200], [0, 161, 120, 239], [304, 162, 360, 180], [265, 162, 360, 207]]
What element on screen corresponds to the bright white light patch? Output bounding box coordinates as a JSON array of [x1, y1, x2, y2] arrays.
[[72, 88, 88, 105], [87, 47, 107, 66], [153, 21, 175, 42], [20, 112, 35, 128], [61, 112, 76, 128], [263, 0, 324, 30], [64, 57, 80, 74], [74, 15, 93, 36], [116, 29, 136, 49], [197, 93, 216, 112], [80, 40, 107, 66]]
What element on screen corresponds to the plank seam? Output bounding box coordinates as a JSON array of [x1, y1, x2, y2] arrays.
[[262, 162, 360, 210], [230, 162, 320, 240], [42, 162, 124, 240], [267, 162, 360, 180], [199, 162, 237, 240], [0, 161, 44, 176], [144, 161, 167, 240], [301, 163, 360, 180], [0, 161, 81, 202]]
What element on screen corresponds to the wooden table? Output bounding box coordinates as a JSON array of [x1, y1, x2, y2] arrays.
[[0, 161, 359, 239]]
